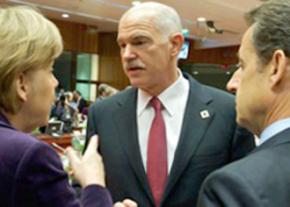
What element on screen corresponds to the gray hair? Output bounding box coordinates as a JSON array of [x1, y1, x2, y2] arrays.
[[245, 0, 290, 65], [120, 2, 182, 37]]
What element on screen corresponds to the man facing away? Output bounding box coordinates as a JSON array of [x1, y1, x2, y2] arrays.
[[197, 0, 290, 206], [86, 2, 255, 207]]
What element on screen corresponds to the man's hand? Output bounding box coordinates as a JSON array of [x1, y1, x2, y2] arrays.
[[114, 199, 138, 207], [66, 135, 105, 187]]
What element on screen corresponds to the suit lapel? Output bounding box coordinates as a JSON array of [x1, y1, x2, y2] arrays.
[[113, 88, 154, 203], [162, 75, 215, 202]]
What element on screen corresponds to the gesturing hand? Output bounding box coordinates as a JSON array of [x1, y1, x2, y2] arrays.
[[66, 135, 105, 187]]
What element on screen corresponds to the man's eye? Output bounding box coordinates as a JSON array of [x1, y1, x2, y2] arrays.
[[133, 40, 145, 46], [119, 43, 126, 48]]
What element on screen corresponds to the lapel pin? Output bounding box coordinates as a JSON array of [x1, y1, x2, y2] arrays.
[[200, 110, 210, 119]]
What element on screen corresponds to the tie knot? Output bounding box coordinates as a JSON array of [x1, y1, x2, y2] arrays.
[[150, 97, 162, 111]]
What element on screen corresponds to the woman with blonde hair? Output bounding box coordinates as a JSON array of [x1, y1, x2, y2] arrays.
[[0, 5, 136, 207]]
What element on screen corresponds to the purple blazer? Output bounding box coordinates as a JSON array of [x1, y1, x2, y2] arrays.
[[0, 113, 113, 207]]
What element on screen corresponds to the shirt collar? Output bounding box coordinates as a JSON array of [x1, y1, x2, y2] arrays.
[[137, 69, 189, 116], [259, 117, 290, 145]]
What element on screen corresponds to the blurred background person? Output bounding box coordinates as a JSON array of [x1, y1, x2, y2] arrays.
[[55, 84, 65, 100], [51, 94, 77, 133], [98, 83, 119, 100], [73, 90, 87, 113]]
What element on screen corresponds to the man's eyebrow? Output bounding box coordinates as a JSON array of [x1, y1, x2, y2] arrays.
[[116, 34, 149, 43], [131, 34, 150, 40]]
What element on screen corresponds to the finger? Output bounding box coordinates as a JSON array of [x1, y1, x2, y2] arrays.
[[84, 135, 99, 156], [66, 147, 80, 167], [113, 202, 123, 207], [123, 199, 138, 207]]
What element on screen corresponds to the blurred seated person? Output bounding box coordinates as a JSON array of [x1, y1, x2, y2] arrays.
[[64, 91, 78, 111], [97, 83, 119, 100], [51, 94, 77, 133], [56, 84, 65, 100], [73, 90, 87, 113]]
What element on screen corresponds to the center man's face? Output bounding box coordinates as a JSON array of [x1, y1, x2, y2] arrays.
[[117, 14, 172, 93]]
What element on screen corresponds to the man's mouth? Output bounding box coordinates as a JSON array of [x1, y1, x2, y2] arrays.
[[127, 66, 145, 72], [128, 67, 143, 70]]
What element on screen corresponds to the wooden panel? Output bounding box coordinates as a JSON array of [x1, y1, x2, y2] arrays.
[[98, 32, 129, 90], [51, 19, 99, 54], [37, 133, 72, 150]]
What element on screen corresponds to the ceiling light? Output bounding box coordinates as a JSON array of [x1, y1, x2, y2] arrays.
[[7, 0, 119, 24], [132, 1, 141, 6], [197, 17, 206, 22], [62, 13, 70, 18]]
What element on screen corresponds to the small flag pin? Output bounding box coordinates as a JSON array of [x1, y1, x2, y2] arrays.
[[200, 110, 210, 119]]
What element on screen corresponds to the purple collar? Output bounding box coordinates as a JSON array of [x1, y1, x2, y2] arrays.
[[0, 112, 13, 129]]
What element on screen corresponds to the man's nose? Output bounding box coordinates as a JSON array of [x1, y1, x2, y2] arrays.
[[226, 70, 240, 94], [123, 45, 136, 60]]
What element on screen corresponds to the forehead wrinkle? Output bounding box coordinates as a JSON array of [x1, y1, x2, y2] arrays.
[[119, 9, 161, 31], [240, 27, 256, 60], [118, 21, 158, 42]]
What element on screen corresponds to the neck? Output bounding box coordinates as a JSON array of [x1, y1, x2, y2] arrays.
[[2, 110, 34, 133], [260, 94, 290, 135], [145, 67, 180, 96]]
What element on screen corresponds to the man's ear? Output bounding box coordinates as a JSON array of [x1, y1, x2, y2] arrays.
[[269, 50, 289, 89], [169, 33, 184, 57], [15, 73, 29, 102]]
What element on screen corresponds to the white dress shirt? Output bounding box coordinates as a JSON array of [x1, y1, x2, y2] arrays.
[[137, 70, 190, 173]]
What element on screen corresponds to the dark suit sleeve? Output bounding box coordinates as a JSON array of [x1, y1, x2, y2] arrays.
[[17, 141, 112, 207], [84, 103, 99, 152], [230, 125, 256, 161], [78, 98, 87, 113], [197, 169, 261, 207]]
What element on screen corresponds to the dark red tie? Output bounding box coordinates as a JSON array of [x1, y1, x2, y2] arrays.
[[147, 97, 168, 207]]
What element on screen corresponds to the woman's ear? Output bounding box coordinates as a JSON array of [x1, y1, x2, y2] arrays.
[[269, 50, 288, 89], [169, 33, 184, 57], [15, 73, 29, 102]]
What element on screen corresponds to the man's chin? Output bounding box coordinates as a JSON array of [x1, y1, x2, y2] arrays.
[[128, 79, 142, 88], [130, 81, 140, 88], [237, 115, 251, 130]]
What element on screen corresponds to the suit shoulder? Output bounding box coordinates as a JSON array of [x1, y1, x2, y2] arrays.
[[90, 87, 135, 109], [187, 75, 235, 105], [0, 126, 57, 172], [0, 126, 45, 151], [207, 147, 288, 189], [202, 146, 290, 206], [204, 85, 235, 104], [197, 83, 236, 116]]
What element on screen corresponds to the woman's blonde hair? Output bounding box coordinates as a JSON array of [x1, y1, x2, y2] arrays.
[[0, 5, 63, 114]]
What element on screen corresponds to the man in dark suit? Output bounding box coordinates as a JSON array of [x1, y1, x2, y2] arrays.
[[73, 90, 87, 113], [86, 2, 254, 207], [197, 0, 290, 206]]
